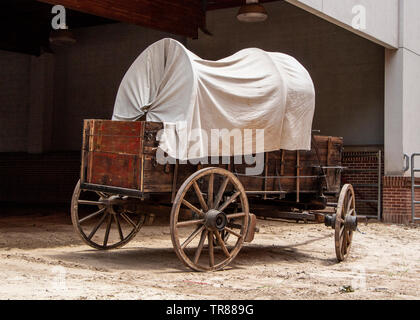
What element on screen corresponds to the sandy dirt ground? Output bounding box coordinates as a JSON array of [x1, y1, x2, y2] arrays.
[[0, 206, 419, 300]]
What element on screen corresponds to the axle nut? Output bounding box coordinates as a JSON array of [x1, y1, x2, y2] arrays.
[[324, 214, 336, 229], [205, 209, 227, 231]]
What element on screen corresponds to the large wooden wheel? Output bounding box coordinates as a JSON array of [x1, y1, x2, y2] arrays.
[[335, 184, 357, 261], [170, 167, 249, 272], [71, 180, 145, 250]]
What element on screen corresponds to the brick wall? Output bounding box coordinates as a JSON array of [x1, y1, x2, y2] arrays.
[[382, 176, 420, 224], [341, 150, 419, 224], [342, 151, 383, 218]]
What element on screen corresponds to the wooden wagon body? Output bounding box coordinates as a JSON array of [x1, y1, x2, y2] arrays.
[[71, 119, 357, 271]]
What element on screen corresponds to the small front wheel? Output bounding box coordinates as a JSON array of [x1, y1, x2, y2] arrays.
[[334, 184, 357, 261], [71, 180, 145, 250]]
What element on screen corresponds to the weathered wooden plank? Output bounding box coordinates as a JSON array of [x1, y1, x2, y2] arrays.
[[80, 120, 90, 183], [88, 152, 140, 189], [91, 135, 142, 155], [142, 155, 173, 192], [207, 0, 280, 11], [92, 119, 142, 137], [85, 120, 144, 189], [38, 0, 201, 38]]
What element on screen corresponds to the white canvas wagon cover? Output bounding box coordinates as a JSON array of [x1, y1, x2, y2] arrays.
[[112, 38, 315, 160]]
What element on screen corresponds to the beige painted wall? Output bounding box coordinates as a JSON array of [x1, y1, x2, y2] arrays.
[[286, 0, 399, 48], [384, 0, 420, 175]]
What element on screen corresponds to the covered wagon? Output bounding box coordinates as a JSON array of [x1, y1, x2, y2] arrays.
[[71, 39, 357, 271]]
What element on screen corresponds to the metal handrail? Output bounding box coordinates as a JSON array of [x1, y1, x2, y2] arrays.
[[410, 153, 420, 223], [403, 154, 410, 172]]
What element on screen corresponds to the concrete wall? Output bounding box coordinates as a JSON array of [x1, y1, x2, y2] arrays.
[[384, 0, 420, 175], [401, 50, 420, 167], [0, 51, 55, 154], [0, 24, 183, 204], [400, 0, 420, 173], [51, 23, 184, 151], [0, 23, 184, 153], [188, 2, 385, 146], [400, 0, 420, 55], [286, 0, 399, 48], [0, 51, 30, 152]]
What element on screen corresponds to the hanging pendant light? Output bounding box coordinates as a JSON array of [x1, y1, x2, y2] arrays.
[[237, 0, 268, 23], [49, 25, 76, 46]]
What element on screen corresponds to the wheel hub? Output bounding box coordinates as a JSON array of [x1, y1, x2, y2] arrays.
[[344, 214, 358, 231], [324, 214, 336, 229], [101, 195, 122, 215], [204, 209, 227, 231]]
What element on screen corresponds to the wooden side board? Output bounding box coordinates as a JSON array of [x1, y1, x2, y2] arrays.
[[81, 119, 162, 191], [81, 120, 343, 197]]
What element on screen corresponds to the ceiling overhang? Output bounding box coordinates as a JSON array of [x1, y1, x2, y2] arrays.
[[38, 0, 202, 38]]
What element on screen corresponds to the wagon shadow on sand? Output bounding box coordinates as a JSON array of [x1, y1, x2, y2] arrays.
[[49, 233, 334, 273]]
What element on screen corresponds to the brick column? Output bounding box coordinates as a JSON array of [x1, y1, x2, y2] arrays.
[[342, 151, 383, 218], [382, 176, 420, 224]]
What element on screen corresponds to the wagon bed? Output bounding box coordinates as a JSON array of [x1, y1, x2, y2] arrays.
[[81, 120, 342, 198]]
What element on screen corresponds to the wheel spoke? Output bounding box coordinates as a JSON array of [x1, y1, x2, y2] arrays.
[[208, 173, 214, 209], [226, 212, 246, 220], [225, 227, 242, 239], [182, 199, 204, 217], [218, 191, 241, 212], [87, 212, 108, 240], [339, 225, 345, 251], [345, 231, 350, 247], [214, 177, 229, 209], [342, 194, 348, 213], [78, 200, 103, 206], [95, 191, 108, 198], [103, 215, 112, 246], [341, 233, 348, 256], [120, 212, 137, 229], [215, 230, 231, 258], [193, 229, 208, 264], [114, 215, 124, 241], [338, 225, 344, 238], [346, 195, 353, 213], [176, 219, 205, 228], [79, 207, 106, 224], [193, 181, 208, 212], [208, 231, 214, 267], [181, 225, 205, 250]]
